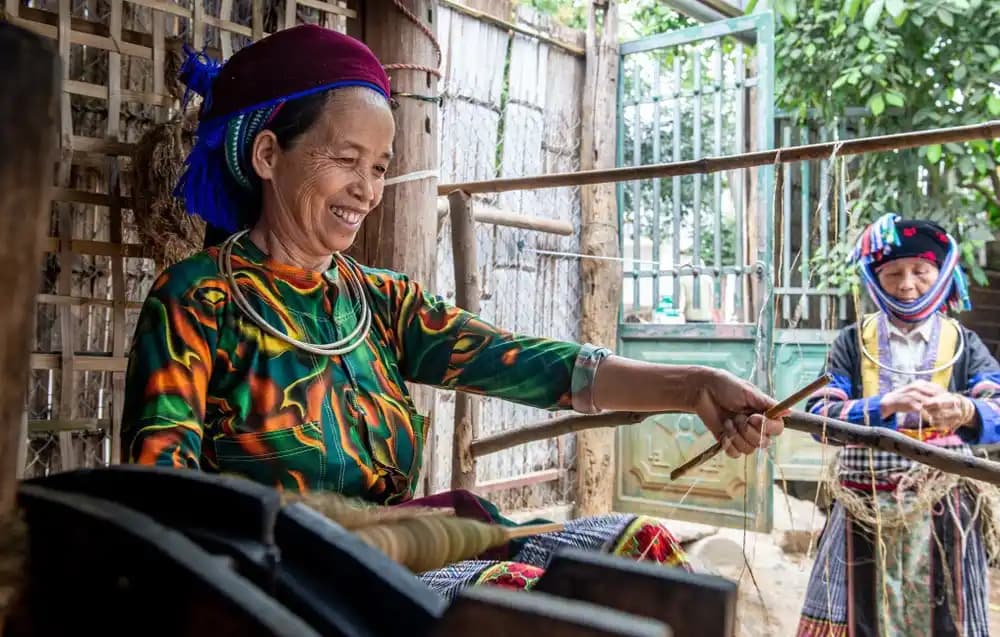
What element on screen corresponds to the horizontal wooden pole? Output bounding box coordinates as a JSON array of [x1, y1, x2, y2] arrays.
[[436, 199, 574, 235], [28, 418, 107, 433], [36, 293, 142, 310], [42, 238, 152, 259], [474, 468, 562, 493], [438, 120, 1000, 195], [470, 411, 652, 457], [30, 353, 128, 372], [471, 409, 1000, 486]]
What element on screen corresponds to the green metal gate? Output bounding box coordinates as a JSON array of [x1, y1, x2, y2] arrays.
[[613, 12, 776, 532]]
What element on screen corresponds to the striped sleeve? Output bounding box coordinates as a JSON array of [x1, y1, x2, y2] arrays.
[[805, 327, 894, 443], [957, 329, 1000, 446]]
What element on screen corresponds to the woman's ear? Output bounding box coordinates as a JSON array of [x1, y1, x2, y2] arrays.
[[251, 130, 280, 182]]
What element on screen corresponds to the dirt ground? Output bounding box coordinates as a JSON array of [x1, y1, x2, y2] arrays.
[[664, 488, 1000, 636]]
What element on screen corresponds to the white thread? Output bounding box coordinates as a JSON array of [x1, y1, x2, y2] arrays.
[[385, 169, 439, 186]]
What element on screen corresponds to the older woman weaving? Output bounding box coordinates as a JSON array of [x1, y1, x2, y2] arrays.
[[121, 25, 784, 599], [796, 214, 1000, 637]]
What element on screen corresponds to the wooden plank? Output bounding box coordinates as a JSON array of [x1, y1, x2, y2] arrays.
[[193, 0, 205, 50], [125, 0, 193, 19], [31, 354, 130, 372], [42, 237, 152, 258], [29, 418, 106, 433], [10, 10, 153, 58], [432, 586, 669, 637], [536, 549, 736, 637], [37, 293, 143, 310], [284, 0, 297, 30], [251, 0, 264, 40], [292, 0, 356, 17], [55, 0, 77, 471], [107, 0, 126, 465], [65, 80, 173, 107], [203, 14, 253, 38], [448, 191, 479, 491], [0, 21, 61, 512], [475, 468, 561, 493], [52, 187, 135, 209], [576, 0, 620, 516], [70, 135, 135, 155]]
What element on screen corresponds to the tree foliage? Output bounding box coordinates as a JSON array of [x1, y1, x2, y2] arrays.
[[775, 0, 1000, 288]]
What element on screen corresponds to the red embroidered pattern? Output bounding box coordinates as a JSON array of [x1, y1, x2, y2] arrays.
[[475, 561, 544, 592], [612, 516, 691, 570]]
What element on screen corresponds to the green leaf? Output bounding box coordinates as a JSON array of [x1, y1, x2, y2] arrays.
[[975, 155, 990, 175], [844, 0, 862, 18], [986, 45, 1000, 58], [805, 43, 817, 57], [858, 35, 871, 50], [988, 95, 1000, 116], [958, 156, 975, 177], [885, 91, 905, 107], [863, 0, 884, 29], [937, 7, 954, 26], [744, 0, 760, 13], [885, 0, 905, 18], [954, 65, 967, 81], [911, 12, 924, 25], [832, 74, 849, 89], [973, 265, 989, 287], [869, 92, 886, 116], [926, 144, 942, 163]]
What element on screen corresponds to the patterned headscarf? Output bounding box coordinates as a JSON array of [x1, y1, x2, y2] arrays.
[[174, 25, 391, 233], [849, 213, 972, 323]]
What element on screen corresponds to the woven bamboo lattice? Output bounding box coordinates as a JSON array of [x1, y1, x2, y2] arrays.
[[6, 0, 358, 475]]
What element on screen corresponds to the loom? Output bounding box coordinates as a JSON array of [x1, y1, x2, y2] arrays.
[[1, 465, 738, 637]]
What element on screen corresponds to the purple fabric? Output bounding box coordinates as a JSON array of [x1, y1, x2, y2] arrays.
[[200, 24, 391, 121]]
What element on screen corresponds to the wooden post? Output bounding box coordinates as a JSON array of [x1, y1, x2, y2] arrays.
[[358, 0, 440, 285], [361, 0, 441, 493], [0, 24, 61, 513], [575, 0, 620, 517], [447, 190, 478, 491]]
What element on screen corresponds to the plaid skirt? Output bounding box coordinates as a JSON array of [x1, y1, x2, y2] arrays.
[[419, 513, 692, 601]]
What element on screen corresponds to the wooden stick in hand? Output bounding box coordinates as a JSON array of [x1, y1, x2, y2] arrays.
[[669, 374, 833, 481]]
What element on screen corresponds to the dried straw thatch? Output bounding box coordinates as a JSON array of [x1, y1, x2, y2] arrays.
[[130, 112, 205, 269]]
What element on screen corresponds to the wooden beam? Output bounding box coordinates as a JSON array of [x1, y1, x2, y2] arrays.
[[437, 119, 1000, 195], [447, 190, 479, 491], [575, 0, 620, 518], [471, 408, 1000, 486], [362, 0, 441, 494], [435, 199, 575, 235], [474, 468, 561, 493], [0, 23, 61, 514]]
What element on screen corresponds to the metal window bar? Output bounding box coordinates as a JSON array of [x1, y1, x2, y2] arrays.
[[692, 49, 702, 310], [651, 58, 662, 309], [618, 16, 770, 325], [671, 55, 682, 307], [632, 54, 642, 313], [712, 43, 723, 311], [734, 43, 745, 320]]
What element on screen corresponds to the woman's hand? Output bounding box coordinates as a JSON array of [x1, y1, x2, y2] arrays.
[[920, 392, 976, 432], [880, 380, 944, 418], [691, 368, 786, 458]]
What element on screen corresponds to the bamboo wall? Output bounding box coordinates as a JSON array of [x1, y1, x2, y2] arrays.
[[9, 0, 357, 476]]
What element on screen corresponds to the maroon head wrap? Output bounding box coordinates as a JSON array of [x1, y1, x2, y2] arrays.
[[174, 25, 391, 232]]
